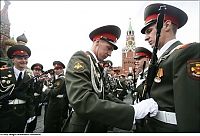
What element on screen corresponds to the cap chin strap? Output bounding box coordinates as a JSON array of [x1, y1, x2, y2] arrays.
[[96, 44, 100, 61], [100, 37, 116, 46]]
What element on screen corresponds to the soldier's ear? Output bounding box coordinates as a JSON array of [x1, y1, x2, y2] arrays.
[[163, 20, 172, 32], [11, 58, 15, 62], [95, 40, 101, 47], [96, 39, 100, 43]]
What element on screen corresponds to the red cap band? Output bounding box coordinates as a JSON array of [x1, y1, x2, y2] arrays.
[[92, 33, 117, 42], [13, 50, 28, 56], [33, 66, 42, 70], [54, 64, 63, 68], [135, 52, 150, 58], [145, 14, 179, 27]]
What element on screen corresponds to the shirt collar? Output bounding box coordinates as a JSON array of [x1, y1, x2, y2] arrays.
[[88, 50, 99, 63], [14, 66, 25, 79], [157, 39, 178, 59], [55, 73, 64, 79]]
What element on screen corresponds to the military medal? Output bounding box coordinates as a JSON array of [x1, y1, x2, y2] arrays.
[[154, 68, 164, 83], [154, 77, 161, 83], [8, 74, 12, 78]]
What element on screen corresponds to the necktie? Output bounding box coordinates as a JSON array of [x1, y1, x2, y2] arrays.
[[17, 72, 22, 82]]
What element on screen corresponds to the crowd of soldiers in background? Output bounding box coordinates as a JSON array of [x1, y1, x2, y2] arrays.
[[0, 31, 151, 132], [0, 53, 148, 133]]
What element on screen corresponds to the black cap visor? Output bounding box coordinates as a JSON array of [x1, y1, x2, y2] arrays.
[[100, 37, 118, 50], [141, 20, 157, 34]]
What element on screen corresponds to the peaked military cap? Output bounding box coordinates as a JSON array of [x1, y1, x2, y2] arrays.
[[134, 47, 152, 59], [89, 25, 121, 50], [53, 61, 65, 69], [7, 45, 31, 59], [141, 3, 188, 34], [31, 63, 43, 71]]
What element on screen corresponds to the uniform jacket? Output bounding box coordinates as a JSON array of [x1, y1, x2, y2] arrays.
[[32, 80, 44, 116], [44, 74, 69, 132], [135, 68, 148, 102], [149, 41, 200, 132], [63, 51, 134, 132], [0, 67, 35, 132], [0, 67, 35, 117]]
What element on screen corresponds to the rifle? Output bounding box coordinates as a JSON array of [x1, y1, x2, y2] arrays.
[[140, 61, 146, 80], [141, 5, 166, 100], [130, 69, 138, 104]]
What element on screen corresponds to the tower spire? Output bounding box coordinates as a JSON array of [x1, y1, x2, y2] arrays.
[[1, 0, 11, 25], [121, 18, 136, 75], [0, 0, 12, 65], [125, 18, 135, 50], [127, 18, 134, 35]]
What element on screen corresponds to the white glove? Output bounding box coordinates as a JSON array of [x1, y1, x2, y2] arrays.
[[27, 116, 36, 123], [133, 98, 158, 120]]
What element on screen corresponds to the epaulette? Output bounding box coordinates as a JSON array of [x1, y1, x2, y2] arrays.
[[175, 43, 191, 50], [84, 51, 90, 57], [158, 43, 191, 64]]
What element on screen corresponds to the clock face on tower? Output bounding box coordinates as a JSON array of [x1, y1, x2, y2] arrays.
[[127, 40, 134, 48], [128, 40, 133, 45]]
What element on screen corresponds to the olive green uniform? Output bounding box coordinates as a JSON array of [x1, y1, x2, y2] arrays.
[[62, 51, 134, 132], [44, 74, 68, 132], [146, 41, 200, 132]]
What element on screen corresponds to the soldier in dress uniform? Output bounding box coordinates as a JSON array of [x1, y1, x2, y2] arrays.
[[62, 25, 158, 132], [115, 74, 128, 101], [42, 69, 54, 128], [44, 61, 69, 132], [134, 47, 152, 102], [0, 45, 35, 132], [132, 47, 152, 132], [25, 63, 45, 133], [141, 3, 200, 132]]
